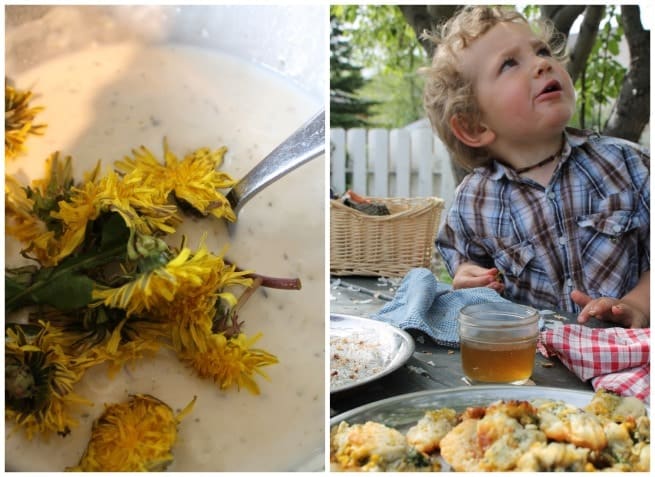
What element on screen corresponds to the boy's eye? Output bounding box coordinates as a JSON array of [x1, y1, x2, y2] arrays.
[[500, 58, 517, 73], [537, 46, 552, 57]]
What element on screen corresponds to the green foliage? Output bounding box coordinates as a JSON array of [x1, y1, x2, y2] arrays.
[[5, 213, 129, 313], [360, 69, 424, 128], [571, 6, 627, 131], [522, 5, 541, 20], [436, 263, 453, 284], [330, 10, 379, 128], [332, 4, 631, 133], [330, 5, 424, 128]]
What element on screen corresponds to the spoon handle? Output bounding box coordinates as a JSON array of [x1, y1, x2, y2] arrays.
[[227, 109, 325, 215]]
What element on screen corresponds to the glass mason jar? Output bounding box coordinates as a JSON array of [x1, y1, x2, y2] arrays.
[[458, 302, 539, 385]]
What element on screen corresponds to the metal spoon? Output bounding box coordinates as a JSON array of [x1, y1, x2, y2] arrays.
[[226, 109, 325, 216]]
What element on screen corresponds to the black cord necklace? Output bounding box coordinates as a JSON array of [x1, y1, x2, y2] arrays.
[[514, 153, 559, 174]]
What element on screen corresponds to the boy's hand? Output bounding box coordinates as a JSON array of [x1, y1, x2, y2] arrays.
[[453, 263, 504, 293], [571, 289, 649, 328]]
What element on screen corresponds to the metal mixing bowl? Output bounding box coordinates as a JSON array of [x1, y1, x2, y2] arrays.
[[5, 5, 326, 472]]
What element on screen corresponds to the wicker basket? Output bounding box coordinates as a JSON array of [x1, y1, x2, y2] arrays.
[[330, 196, 445, 277]]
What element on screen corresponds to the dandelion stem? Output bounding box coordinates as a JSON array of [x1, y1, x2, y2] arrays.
[[233, 276, 263, 315], [225, 260, 302, 290], [6, 243, 125, 312], [251, 274, 302, 290]]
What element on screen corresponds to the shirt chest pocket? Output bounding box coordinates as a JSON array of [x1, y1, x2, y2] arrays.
[[576, 212, 636, 247], [576, 192, 639, 241], [576, 192, 642, 296], [482, 238, 536, 278]]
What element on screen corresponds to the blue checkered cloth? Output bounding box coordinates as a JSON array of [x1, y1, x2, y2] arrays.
[[372, 268, 511, 348]]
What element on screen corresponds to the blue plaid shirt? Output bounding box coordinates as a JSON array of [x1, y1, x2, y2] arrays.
[[437, 128, 650, 312]]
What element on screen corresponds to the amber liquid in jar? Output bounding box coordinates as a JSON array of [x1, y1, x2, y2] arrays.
[[460, 339, 537, 383]]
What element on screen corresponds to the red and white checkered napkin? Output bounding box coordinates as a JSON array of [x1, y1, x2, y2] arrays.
[[537, 325, 650, 403]]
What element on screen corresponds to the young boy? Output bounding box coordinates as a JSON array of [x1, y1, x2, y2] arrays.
[[422, 6, 649, 328]]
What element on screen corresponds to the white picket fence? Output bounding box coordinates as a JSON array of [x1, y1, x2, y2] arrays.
[[330, 125, 456, 210]]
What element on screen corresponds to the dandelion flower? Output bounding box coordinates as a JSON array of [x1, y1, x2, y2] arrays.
[[116, 139, 237, 221], [68, 394, 196, 471], [181, 332, 278, 395], [5, 152, 80, 266], [159, 248, 255, 352], [5, 84, 46, 159], [5, 322, 92, 439], [39, 306, 165, 377], [93, 242, 252, 319]]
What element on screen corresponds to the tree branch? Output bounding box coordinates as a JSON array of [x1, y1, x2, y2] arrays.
[[542, 5, 586, 37], [567, 6, 604, 83]]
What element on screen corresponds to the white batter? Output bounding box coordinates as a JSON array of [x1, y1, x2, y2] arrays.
[[5, 42, 325, 471]]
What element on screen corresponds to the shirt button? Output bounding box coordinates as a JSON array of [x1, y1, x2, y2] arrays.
[[558, 236, 566, 245], [612, 224, 622, 233], [547, 192, 556, 200]]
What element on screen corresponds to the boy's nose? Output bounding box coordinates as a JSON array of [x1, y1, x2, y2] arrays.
[[534, 58, 553, 77]]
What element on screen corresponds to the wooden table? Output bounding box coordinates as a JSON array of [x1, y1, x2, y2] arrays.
[[329, 276, 607, 417]]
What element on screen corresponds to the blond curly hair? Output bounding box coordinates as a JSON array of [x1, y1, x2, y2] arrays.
[[421, 6, 567, 170]]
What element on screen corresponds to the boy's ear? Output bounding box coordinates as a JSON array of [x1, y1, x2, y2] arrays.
[[449, 114, 495, 148]]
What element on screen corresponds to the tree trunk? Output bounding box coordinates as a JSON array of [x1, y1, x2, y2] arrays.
[[399, 5, 470, 183], [399, 5, 458, 59], [603, 6, 650, 142]]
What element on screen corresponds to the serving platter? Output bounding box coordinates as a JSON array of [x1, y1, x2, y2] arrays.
[[330, 386, 649, 472], [330, 385, 596, 427], [330, 313, 415, 394]]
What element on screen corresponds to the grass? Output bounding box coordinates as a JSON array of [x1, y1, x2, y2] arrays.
[[431, 252, 453, 285]]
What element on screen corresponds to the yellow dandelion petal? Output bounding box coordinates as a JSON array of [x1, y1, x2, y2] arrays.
[[50, 180, 103, 261], [103, 318, 129, 354], [23, 230, 60, 266], [166, 246, 192, 267], [181, 332, 278, 395], [98, 338, 162, 379], [216, 263, 255, 290], [94, 273, 167, 317], [5, 85, 47, 159], [31, 151, 74, 198], [5, 175, 47, 245], [48, 309, 167, 377], [163, 289, 216, 353], [216, 290, 238, 308], [173, 145, 237, 220], [116, 144, 175, 204], [96, 170, 180, 235]]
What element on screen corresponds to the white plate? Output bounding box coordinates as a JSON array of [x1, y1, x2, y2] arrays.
[[330, 313, 415, 394]]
